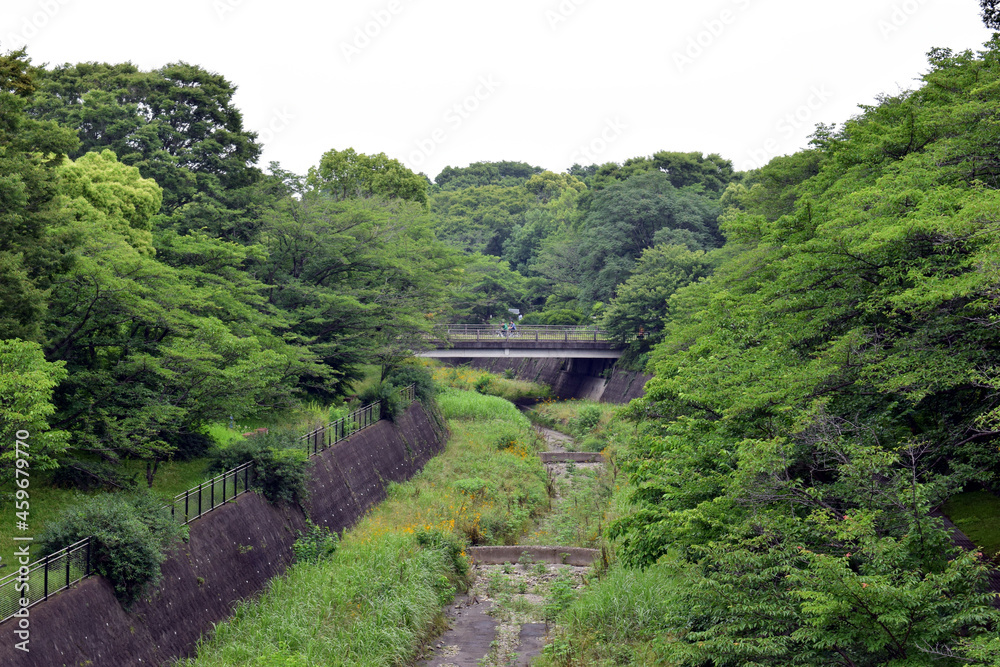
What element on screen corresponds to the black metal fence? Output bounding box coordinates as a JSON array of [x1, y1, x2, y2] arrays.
[[0, 384, 416, 626], [0, 536, 92, 624], [300, 385, 415, 457], [167, 461, 256, 525]]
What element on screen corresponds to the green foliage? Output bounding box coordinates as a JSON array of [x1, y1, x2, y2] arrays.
[[571, 405, 602, 434], [291, 521, 339, 564], [600, 243, 716, 349], [414, 527, 469, 579], [30, 60, 262, 213], [577, 171, 723, 303], [357, 382, 405, 421], [433, 160, 542, 191], [474, 374, 495, 395], [208, 430, 310, 505], [384, 364, 436, 402], [592, 39, 1000, 663], [0, 339, 69, 483], [309, 147, 428, 204], [38, 491, 186, 605]]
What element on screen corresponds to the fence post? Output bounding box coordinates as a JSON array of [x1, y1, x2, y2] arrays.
[[43, 558, 48, 600], [185, 489, 190, 524], [65, 548, 70, 589], [85, 536, 91, 577], [198, 483, 202, 518]]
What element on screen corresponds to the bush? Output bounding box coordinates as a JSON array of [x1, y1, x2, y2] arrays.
[[292, 521, 339, 564], [572, 405, 602, 435], [385, 365, 436, 402], [474, 374, 496, 395], [579, 435, 606, 452], [358, 382, 406, 421], [38, 491, 186, 605], [207, 429, 310, 506]]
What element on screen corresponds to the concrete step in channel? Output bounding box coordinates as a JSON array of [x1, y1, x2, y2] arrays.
[[538, 452, 604, 464]]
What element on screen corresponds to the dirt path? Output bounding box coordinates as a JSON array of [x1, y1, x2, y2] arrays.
[[416, 425, 601, 667]]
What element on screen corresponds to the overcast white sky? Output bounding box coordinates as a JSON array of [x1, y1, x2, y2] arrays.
[[3, 0, 995, 180]]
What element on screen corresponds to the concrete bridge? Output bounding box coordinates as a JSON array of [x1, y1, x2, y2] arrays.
[[414, 324, 625, 359]]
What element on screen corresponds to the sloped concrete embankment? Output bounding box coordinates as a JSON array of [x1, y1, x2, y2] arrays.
[[452, 356, 651, 404], [0, 400, 447, 667]]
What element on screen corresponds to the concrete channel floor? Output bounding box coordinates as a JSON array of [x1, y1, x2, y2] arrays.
[[417, 424, 602, 666], [416, 594, 499, 667]]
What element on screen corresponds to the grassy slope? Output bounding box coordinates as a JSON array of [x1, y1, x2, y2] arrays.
[[183, 388, 551, 666]]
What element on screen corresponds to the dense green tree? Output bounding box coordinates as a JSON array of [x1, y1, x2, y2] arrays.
[[45, 151, 290, 485], [601, 243, 716, 349], [602, 37, 1000, 664], [433, 160, 542, 191], [430, 184, 535, 255], [0, 49, 79, 342], [0, 339, 69, 483], [309, 147, 428, 204], [577, 171, 722, 302], [255, 192, 458, 391], [29, 61, 262, 213], [449, 253, 526, 322]]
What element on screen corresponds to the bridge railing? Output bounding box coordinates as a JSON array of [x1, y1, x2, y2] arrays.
[[432, 324, 618, 343]]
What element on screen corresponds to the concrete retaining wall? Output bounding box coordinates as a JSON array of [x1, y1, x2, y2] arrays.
[[448, 357, 651, 404], [466, 546, 599, 567], [0, 400, 447, 667]]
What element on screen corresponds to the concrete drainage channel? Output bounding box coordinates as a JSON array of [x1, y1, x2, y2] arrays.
[[418, 427, 605, 667]]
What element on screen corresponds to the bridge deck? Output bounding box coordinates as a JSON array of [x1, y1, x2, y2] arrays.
[[416, 325, 627, 359]]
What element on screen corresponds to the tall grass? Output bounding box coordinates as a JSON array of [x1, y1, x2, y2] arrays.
[[183, 389, 550, 665], [536, 564, 679, 666], [182, 533, 457, 667], [427, 361, 551, 401]]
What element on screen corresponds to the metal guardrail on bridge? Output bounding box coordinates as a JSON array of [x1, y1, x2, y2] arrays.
[[431, 324, 620, 344]]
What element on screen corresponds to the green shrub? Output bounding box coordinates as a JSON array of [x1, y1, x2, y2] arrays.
[[474, 374, 495, 395], [415, 527, 469, 580], [38, 491, 186, 605], [292, 521, 339, 564], [207, 429, 310, 506], [385, 365, 436, 402], [579, 436, 606, 452], [358, 382, 406, 421], [571, 405, 602, 435]]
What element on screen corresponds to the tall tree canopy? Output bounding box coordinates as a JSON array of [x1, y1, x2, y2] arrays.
[[607, 38, 1000, 664], [29, 61, 262, 213], [309, 147, 428, 204]]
